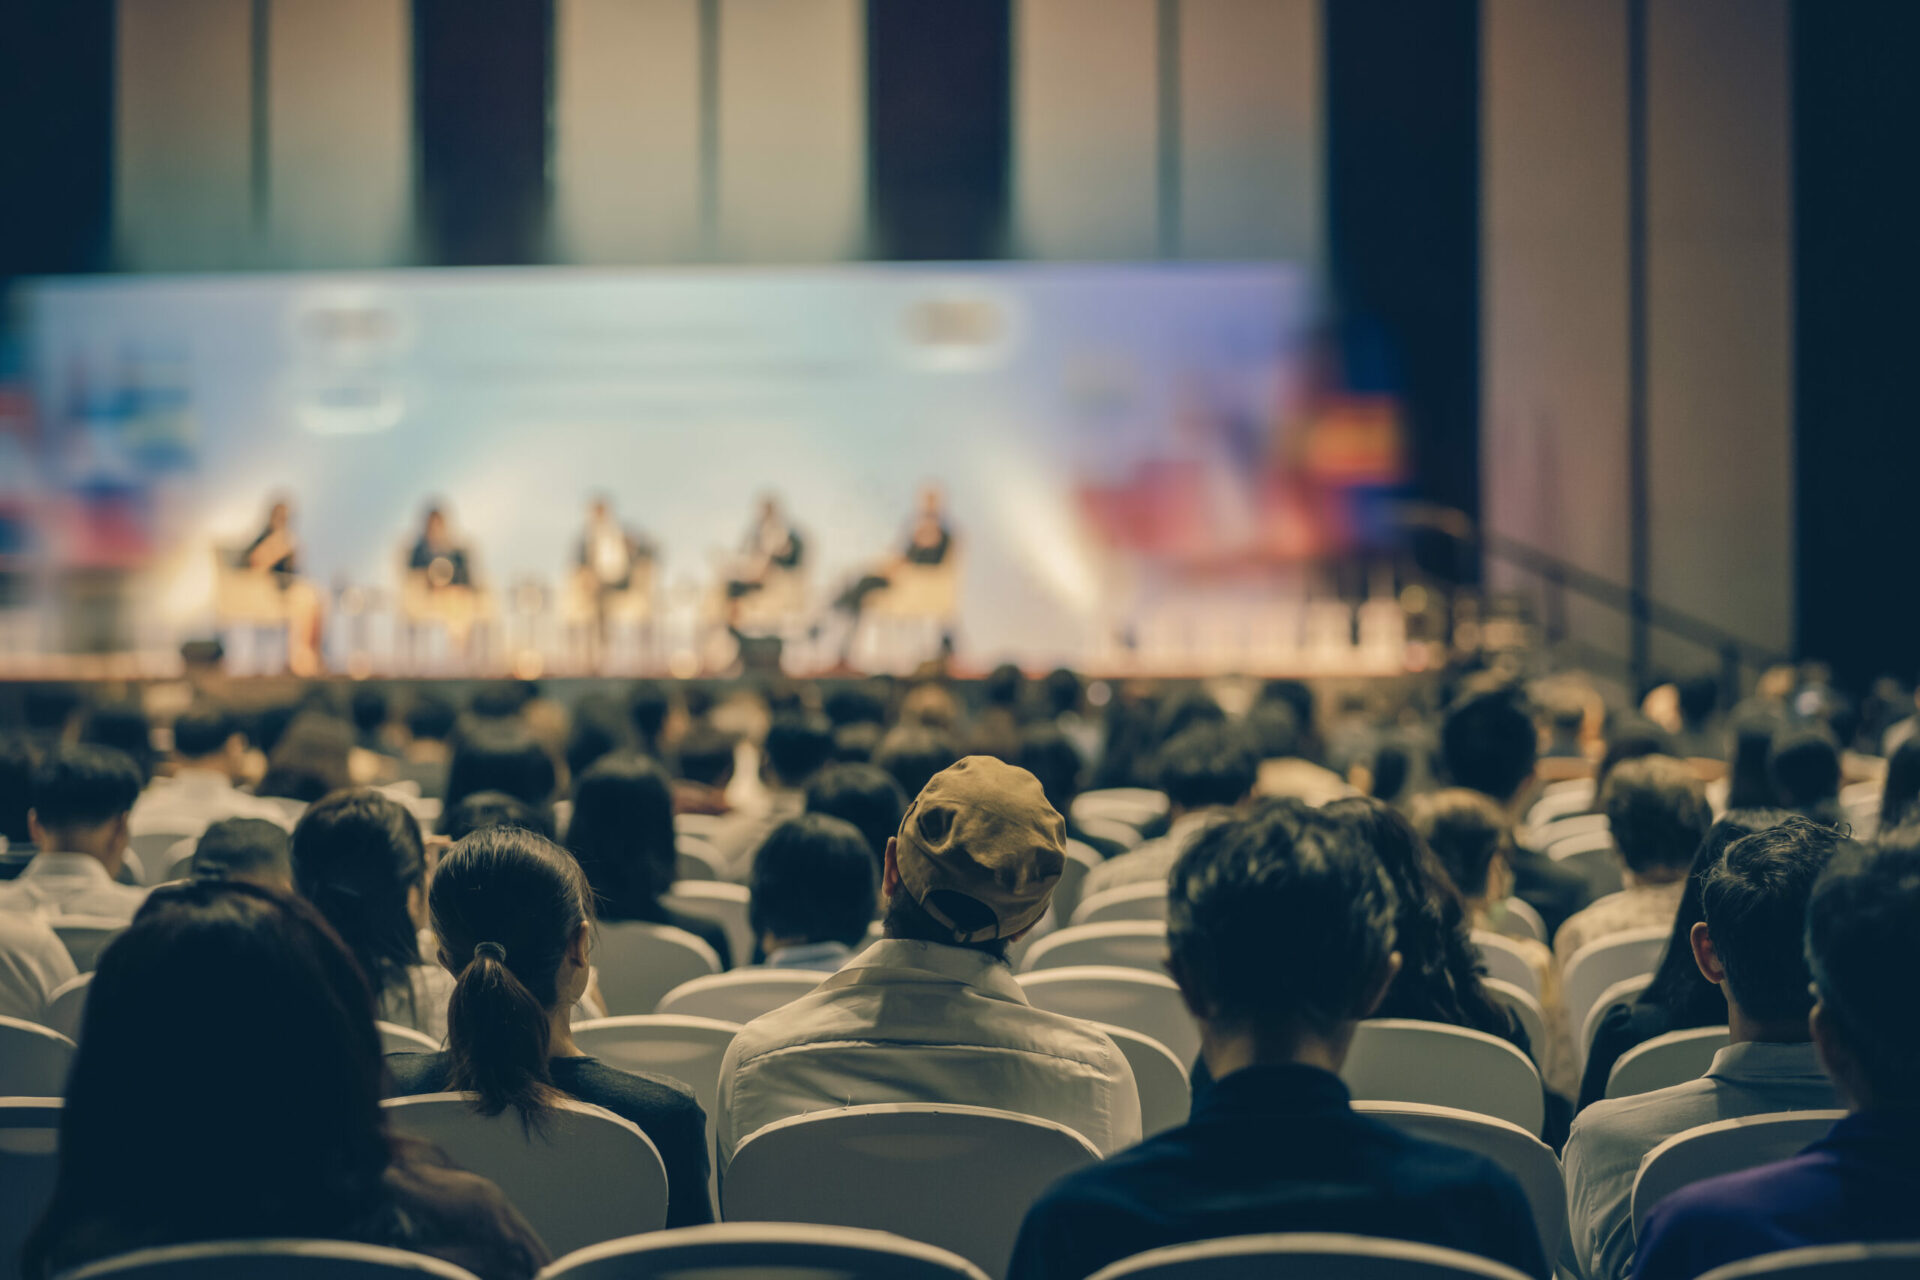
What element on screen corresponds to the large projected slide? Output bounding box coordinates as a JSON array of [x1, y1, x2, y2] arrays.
[[17, 263, 1381, 669]]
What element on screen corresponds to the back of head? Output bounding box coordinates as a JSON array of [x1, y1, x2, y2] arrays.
[[674, 724, 737, 789], [439, 789, 555, 841], [1042, 667, 1083, 718], [565, 694, 632, 779], [1155, 722, 1259, 811], [446, 720, 558, 810], [873, 723, 962, 802], [1676, 674, 1720, 732], [567, 751, 676, 914], [804, 761, 907, 865], [1702, 817, 1843, 1026], [831, 720, 884, 763], [430, 826, 593, 1120], [259, 711, 354, 802], [983, 662, 1026, 711], [291, 789, 426, 1002], [0, 736, 37, 844], [171, 705, 239, 762], [1880, 737, 1920, 830], [1014, 724, 1085, 816], [191, 817, 293, 889], [1726, 710, 1785, 810], [349, 686, 389, 738], [627, 680, 672, 752], [31, 743, 142, 836], [404, 693, 457, 743], [1408, 788, 1511, 900], [1595, 716, 1680, 797], [30, 881, 388, 1273], [1167, 802, 1397, 1039], [1245, 700, 1303, 762], [1602, 754, 1712, 876], [763, 712, 835, 789], [1441, 690, 1537, 805], [823, 683, 888, 729], [1769, 725, 1843, 813], [79, 702, 155, 784], [749, 814, 879, 950], [1154, 690, 1226, 746], [1638, 807, 1794, 1016], [1806, 836, 1920, 1108]]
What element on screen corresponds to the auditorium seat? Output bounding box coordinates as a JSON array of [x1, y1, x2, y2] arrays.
[[1047, 840, 1105, 931], [1495, 898, 1549, 945], [377, 1021, 440, 1054], [1071, 788, 1171, 833], [56, 1239, 480, 1280], [660, 881, 754, 972], [1546, 827, 1624, 897], [654, 969, 823, 1023], [1605, 1025, 1731, 1099], [1562, 928, 1668, 1052], [0, 1016, 74, 1096], [722, 1103, 1100, 1280], [1352, 1102, 1565, 1261], [1071, 883, 1170, 927], [539, 1223, 990, 1280], [1341, 1020, 1545, 1136], [1576, 973, 1656, 1069], [570, 1013, 739, 1201], [51, 917, 126, 972], [1090, 1021, 1191, 1137], [1018, 921, 1167, 974], [1016, 966, 1200, 1066], [675, 835, 725, 882], [1694, 1243, 1920, 1280], [1631, 1111, 1847, 1237], [1078, 1232, 1537, 1280], [592, 922, 722, 1016], [43, 972, 91, 1044], [382, 1093, 669, 1258], [129, 833, 193, 886], [1470, 932, 1543, 998], [1480, 979, 1549, 1061], [0, 1098, 62, 1280]]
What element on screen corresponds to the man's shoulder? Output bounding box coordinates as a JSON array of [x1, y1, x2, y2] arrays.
[[1570, 1078, 1716, 1148]]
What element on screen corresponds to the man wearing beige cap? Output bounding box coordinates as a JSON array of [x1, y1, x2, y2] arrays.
[[715, 756, 1142, 1176]]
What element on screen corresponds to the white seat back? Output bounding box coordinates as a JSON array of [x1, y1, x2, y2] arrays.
[[1471, 932, 1542, 998], [1494, 898, 1548, 944], [162, 839, 200, 884], [1075, 816, 1143, 851], [661, 881, 754, 971], [722, 1103, 1100, 1280], [1071, 788, 1170, 832], [383, 1093, 668, 1258], [593, 921, 722, 1015], [1089, 1021, 1190, 1137], [376, 1020, 440, 1054], [1481, 979, 1549, 1062], [58, 1239, 482, 1279], [675, 835, 724, 882], [1546, 826, 1624, 896], [1694, 1243, 1920, 1280], [0, 1017, 73, 1096], [0, 1098, 63, 1280], [1631, 1110, 1847, 1236], [1354, 1102, 1565, 1260], [52, 916, 127, 972], [1563, 928, 1669, 1048], [1018, 921, 1168, 974], [44, 972, 92, 1044], [129, 832, 195, 886], [1016, 966, 1200, 1065], [1080, 1232, 1537, 1280], [655, 969, 824, 1022], [570, 1014, 739, 1201], [540, 1222, 990, 1280], [1606, 1026, 1730, 1099], [1579, 976, 1656, 1064], [1070, 882, 1169, 926], [1342, 1019, 1545, 1136], [1049, 840, 1104, 929]]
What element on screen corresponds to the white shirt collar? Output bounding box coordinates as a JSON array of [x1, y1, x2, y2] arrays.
[[23, 851, 117, 885], [1706, 1040, 1829, 1081], [824, 937, 1029, 1004]]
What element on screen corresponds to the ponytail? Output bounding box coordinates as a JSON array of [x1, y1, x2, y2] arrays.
[[443, 940, 561, 1128]]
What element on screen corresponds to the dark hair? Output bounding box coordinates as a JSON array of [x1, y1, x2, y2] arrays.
[[627, 681, 672, 754], [0, 737, 37, 844], [1155, 723, 1259, 810], [565, 694, 632, 779], [446, 721, 558, 810], [191, 818, 293, 885], [1636, 809, 1792, 1022], [31, 743, 142, 831], [1441, 691, 1537, 804], [824, 684, 888, 729], [258, 712, 354, 802], [349, 686, 389, 736], [172, 705, 239, 759], [1320, 796, 1519, 1043], [566, 752, 677, 916], [1014, 725, 1085, 818], [79, 702, 156, 785], [763, 713, 835, 788], [430, 827, 594, 1123], [832, 721, 884, 763], [983, 663, 1026, 711], [1602, 755, 1712, 875], [24, 881, 391, 1276], [1593, 717, 1679, 805], [1245, 700, 1304, 761], [1154, 691, 1226, 746], [291, 790, 427, 1017], [874, 724, 961, 802], [1676, 674, 1720, 731], [883, 883, 1010, 959], [804, 762, 907, 866], [1042, 668, 1084, 718], [440, 790, 556, 842], [1168, 800, 1396, 1034], [1881, 738, 1920, 830], [1725, 711, 1786, 810], [1702, 817, 1842, 1024], [1806, 837, 1920, 1106], [749, 814, 878, 949], [1769, 726, 1843, 815], [674, 725, 737, 789], [404, 694, 457, 743], [1408, 788, 1511, 899]]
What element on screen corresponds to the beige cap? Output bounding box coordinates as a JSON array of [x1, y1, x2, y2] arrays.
[[894, 755, 1067, 943]]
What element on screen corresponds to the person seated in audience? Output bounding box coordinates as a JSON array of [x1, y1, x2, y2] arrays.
[[0, 906, 76, 1023], [1248, 699, 1355, 806], [715, 757, 1141, 1173], [0, 735, 37, 850], [1768, 725, 1846, 827], [440, 790, 556, 842], [1443, 689, 1594, 935], [1723, 709, 1786, 810], [1008, 803, 1551, 1280], [566, 752, 731, 966], [1554, 756, 1711, 965], [1080, 722, 1259, 901], [350, 686, 395, 757], [627, 679, 673, 758], [443, 720, 558, 822], [966, 662, 1027, 761], [255, 710, 354, 803], [131, 705, 287, 837], [1016, 724, 1125, 859], [707, 712, 835, 877], [872, 721, 962, 803], [385, 825, 711, 1227], [78, 700, 157, 787], [671, 723, 737, 817], [188, 816, 295, 891], [1563, 817, 1845, 1280], [0, 744, 148, 921], [564, 693, 632, 781], [804, 761, 907, 869], [1631, 832, 1920, 1280], [22, 880, 545, 1280], [392, 693, 456, 799], [745, 814, 878, 970], [292, 789, 453, 1041], [1877, 736, 1920, 832]]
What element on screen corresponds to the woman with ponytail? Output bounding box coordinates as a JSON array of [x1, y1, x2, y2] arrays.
[[384, 826, 713, 1227]]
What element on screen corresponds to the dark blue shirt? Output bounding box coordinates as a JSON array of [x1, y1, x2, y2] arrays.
[[1632, 1111, 1920, 1280], [1008, 1063, 1550, 1280]]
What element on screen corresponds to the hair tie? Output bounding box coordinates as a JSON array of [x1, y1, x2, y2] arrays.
[[472, 941, 508, 963]]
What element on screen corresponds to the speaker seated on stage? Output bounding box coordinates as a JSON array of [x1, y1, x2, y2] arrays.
[[218, 498, 324, 674], [399, 505, 491, 642], [568, 496, 657, 626]]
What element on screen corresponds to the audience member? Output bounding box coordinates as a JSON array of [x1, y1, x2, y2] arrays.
[[291, 789, 452, 1040], [1877, 736, 1920, 832], [1564, 818, 1844, 1280], [967, 662, 1027, 759], [0, 744, 147, 921], [350, 686, 394, 755], [444, 721, 558, 818], [394, 694, 457, 799], [872, 722, 962, 802], [830, 720, 884, 763], [189, 816, 295, 890], [746, 814, 878, 969], [1768, 725, 1845, 826], [563, 693, 631, 780], [440, 790, 556, 842], [716, 757, 1140, 1173], [1041, 666, 1102, 771], [0, 736, 39, 847], [1632, 836, 1920, 1280], [256, 710, 354, 803], [22, 880, 545, 1280], [1723, 711, 1785, 811], [1014, 724, 1124, 858], [566, 752, 731, 966], [0, 907, 76, 1023], [627, 680, 673, 758], [803, 761, 907, 868], [77, 701, 156, 785], [1555, 756, 1711, 965], [671, 723, 736, 816], [1009, 804, 1550, 1280], [1081, 722, 1258, 900], [387, 826, 712, 1227], [131, 705, 287, 836], [1247, 700, 1354, 806], [708, 712, 834, 876]]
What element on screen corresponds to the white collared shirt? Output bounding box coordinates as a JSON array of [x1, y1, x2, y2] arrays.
[[716, 938, 1142, 1173], [1079, 809, 1228, 902], [129, 768, 292, 838], [0, 907, 78, 1022], [1562, 1039, 1839, 1280], [706, 788, 807, 881], [0, 852, 150, 923]]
